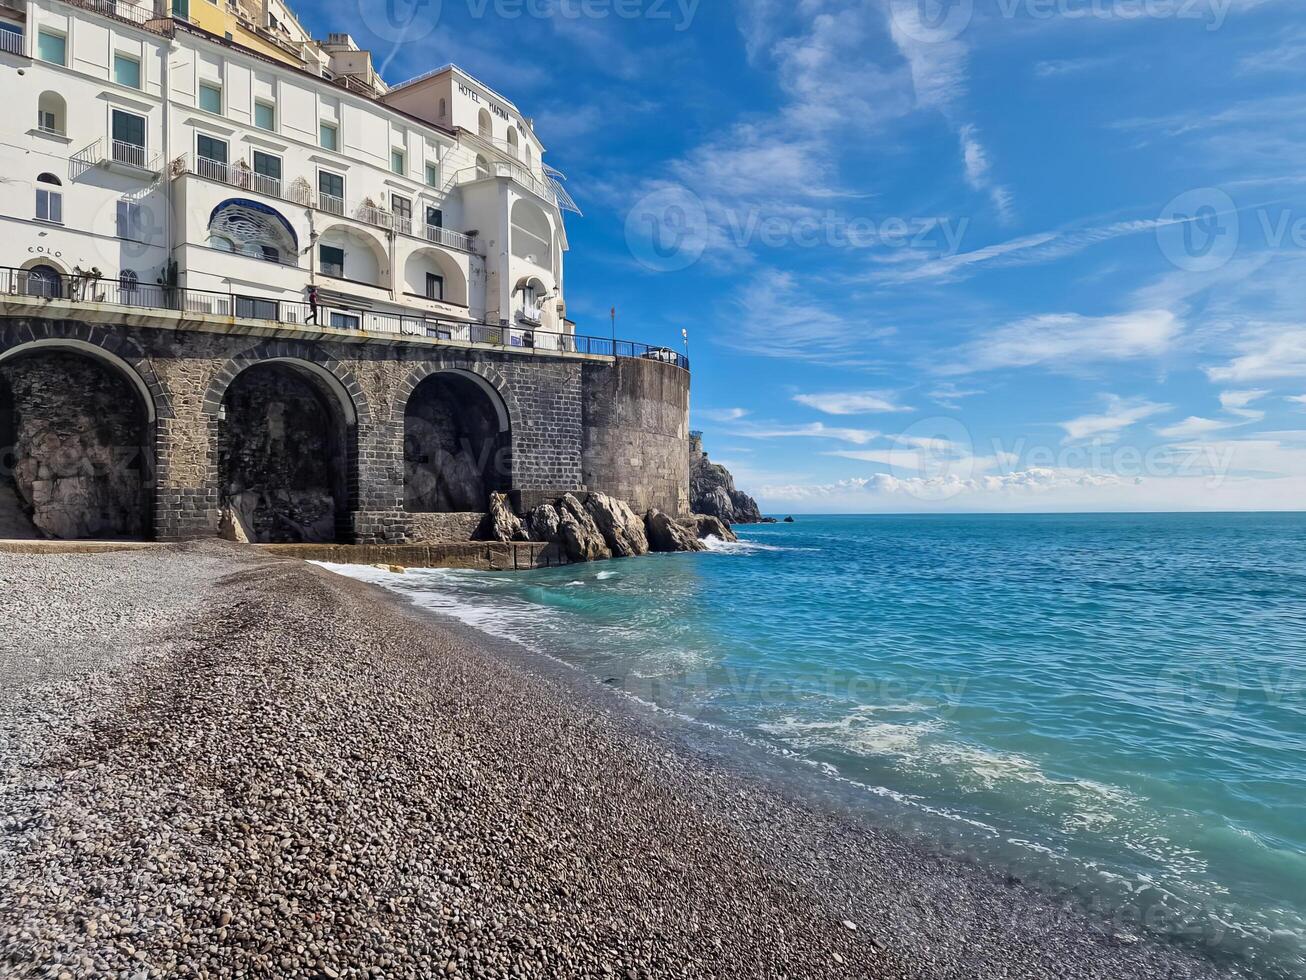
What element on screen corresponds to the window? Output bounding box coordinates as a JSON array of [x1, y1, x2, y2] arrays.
[[318, 171, 343, 212], [111, 110, 146, 167], [426, 206, 443, 229], [329, 311, 359, 330], [438, 98, 447, 118], [26, 264, 62, 298], [37, 92, 65, 135], [391, 148, 405, 175], [119, 269, 139, 294], [36, 173, 62, 223], [259, 245, 280, 263], [252, 150, 281, 186], [117, 201, 144, 240], [254, 100, 275, 132], [319, 244, 344, 278], [391, 194, 411, 225], [113, 54, 141, 89], [425, 272, 443, 301], [478, 109, 492, 139], [37, 31, 65, 65], [196, 134, 227, 164], [198, 82, 222, 113], [172, 0, 189, 17], [425, 162, 439, 187], [236, 296, 278, 319], [319, 121, 337, 150]]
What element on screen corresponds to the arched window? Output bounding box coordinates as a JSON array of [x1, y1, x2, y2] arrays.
[[475, 154, 492, 179], [25, 263, 62, 298], [506, 126, 520, 160], [35, 173, 62, 224], [478, 108, 492, 139], [525, 143, 533, 168], [37, 92, 66, 135], [119, 269, 138, 292]]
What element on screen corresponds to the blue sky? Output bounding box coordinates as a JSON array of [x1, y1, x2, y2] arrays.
[[308, 0, 1306, 512]]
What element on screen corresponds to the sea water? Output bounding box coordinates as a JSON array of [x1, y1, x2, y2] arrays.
[[324, 513, 1306, 978]]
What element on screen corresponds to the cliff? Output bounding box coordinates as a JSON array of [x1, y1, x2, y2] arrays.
[[689, 433, 764, 525]]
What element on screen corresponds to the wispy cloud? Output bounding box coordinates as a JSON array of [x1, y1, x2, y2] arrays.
[[1155, 416, 1236, 440], [1060, 395, 1170, 444], [1034, 56, 1117, 78], [942, 309, 1182, 375], [1206, 324, 1306, 382], [930, 382, 983, 410], [724, 420, 882, 445], [697, 407, 751, 422], [959, 124, 1014, 221], [1220, 389, 1269, 420], [793, 390, 912, 415]]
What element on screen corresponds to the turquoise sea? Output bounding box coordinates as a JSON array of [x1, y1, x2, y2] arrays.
[[329, 513, 1306, 979]]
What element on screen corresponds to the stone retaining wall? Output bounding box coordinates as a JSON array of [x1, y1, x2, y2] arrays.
[[0, 316, 692, 543]]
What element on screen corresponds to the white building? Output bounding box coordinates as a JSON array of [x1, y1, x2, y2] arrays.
[[0, 0, 580, 342]]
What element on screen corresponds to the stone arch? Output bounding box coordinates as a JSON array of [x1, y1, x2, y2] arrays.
[[202, 344, 371, 427], [401, 367, 513, 514], [204, 344, 370, 544], [0, 339, 157, 540]]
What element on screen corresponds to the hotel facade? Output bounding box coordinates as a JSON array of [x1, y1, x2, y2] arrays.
[[0, 0, 579, 336], [0, 0, 691, 546]]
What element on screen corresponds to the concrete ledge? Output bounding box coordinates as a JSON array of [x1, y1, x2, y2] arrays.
[[259, 540, 569, 572], [0, 540, 160, 555]]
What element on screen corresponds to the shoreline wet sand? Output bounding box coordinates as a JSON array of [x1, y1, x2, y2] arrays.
[[0, 542, 1253, 979]]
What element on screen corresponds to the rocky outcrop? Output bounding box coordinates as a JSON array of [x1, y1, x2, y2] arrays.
[[689, 433, 763, 524], [585, 492, 650, 558], [557, 494, 612, 563], [527, 503, 561, 542], [484, 492, 528, 543], [687, 514, 738, 543], [646, 509, 706, 553]]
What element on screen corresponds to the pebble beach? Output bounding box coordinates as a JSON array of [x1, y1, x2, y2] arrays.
[[0, 543, 1251, 979]]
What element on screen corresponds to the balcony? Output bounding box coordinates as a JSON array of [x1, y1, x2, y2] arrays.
[[61, 0, 173, 35], [424, 223, 477, 253], [173, 154, 484, 254], [0, 29, 23, 57], [0, 264, 689, 370], [71, 137, 160, 179]]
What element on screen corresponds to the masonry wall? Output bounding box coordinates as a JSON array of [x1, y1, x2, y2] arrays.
[[581, 357, 692, 517], [0, 317, 691, 543]]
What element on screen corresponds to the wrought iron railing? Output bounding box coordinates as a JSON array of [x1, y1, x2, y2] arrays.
[[174, 154, 482, 254], [62, 0, 173, 33], [0, 265, 689, 370]]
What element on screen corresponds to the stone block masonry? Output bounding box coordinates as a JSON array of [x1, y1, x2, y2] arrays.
[[0, 316, 692, 544]]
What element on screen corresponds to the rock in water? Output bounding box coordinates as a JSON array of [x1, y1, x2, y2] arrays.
[[646, 509, 706, 553], [527, 503, 561, 543], [557, 494, 612, 562], [585, 492, 650, 557], [689, 433, 763, 524], [484, 492, 527, 543], [691, 514, 737, 543]]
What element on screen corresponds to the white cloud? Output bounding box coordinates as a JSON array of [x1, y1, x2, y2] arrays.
[[1155, 416, 1234, 440], [1206, 324, 1306, 383], [1219, 389, 1269, 421], [726, 420, 882, 445], [793, 391, 912, 415], [929, 382, 983, 409], [697, 407, 750, 422], [943, 310, 1181, 375], [1060, 396, 1170, 444], [1288, 394, 1306, 406], [1034, 56, 1117, 78], [959, 124, 1014, 222]]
